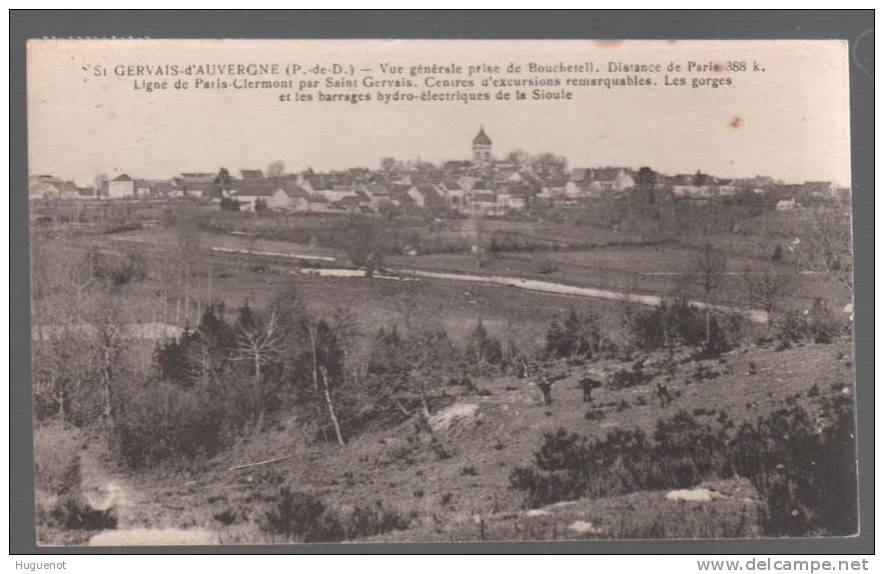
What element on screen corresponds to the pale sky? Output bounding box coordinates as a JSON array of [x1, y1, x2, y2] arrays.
[[28, 39, 851, 187]]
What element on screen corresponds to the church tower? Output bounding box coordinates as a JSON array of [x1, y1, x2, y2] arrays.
[[472, 126, 493, 165]]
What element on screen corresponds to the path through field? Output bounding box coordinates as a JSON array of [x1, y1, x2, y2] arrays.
[[296, 267, 772, 324], [79, 447, 219, 547]]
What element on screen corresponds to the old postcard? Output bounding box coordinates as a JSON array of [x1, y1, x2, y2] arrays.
[[28, 39, 855, 546]]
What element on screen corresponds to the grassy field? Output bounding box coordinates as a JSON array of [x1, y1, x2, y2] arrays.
[[31, 201, 852, 365]]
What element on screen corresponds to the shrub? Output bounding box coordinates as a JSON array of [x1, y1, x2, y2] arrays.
[[220, 197, 241, 211], [775, 301, 844, 345], [112, 380, 225, 468], [464, 319, 503, 372], [608, 358, 653, 389], [626, 299, 706, 351], [546, 309, 603, 359], [584, 408, 606, 421], [510, 410, 733, 508], [263, 488, 407, 542], [730, 403, 857, 536], [83, 247, 148, 286], [806, 301, 844, 344], [651, 410, 732, 488]]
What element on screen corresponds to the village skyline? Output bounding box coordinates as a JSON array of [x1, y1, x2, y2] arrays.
[[31, 124, 848, 190], [30, 126, 849, 218]]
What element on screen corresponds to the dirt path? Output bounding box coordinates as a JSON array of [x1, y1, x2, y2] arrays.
[[79, 447, 141, 525], [79, 447, 219, 546], [295, 266, 771, 324]]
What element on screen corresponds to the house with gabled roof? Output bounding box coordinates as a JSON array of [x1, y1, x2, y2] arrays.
[[583, 167, 635, 194], [108, 174, 135, 198], [539, 176, 574, 198], [29, 175, 61, 199], [407, 184, 447, 210], [53, 180, 81, 200], [226, 181, 310, 212], [303, 194, 334, 213], [496, 182, 534, 211], [469, 191, 499, 214], [437, 179, 466, 211], [317, 184, 360, 203], [361, 182, 396, 211]]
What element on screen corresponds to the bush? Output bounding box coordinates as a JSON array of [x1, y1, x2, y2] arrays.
[[584, 408, 606, 421], [512, 402, 858, 537], [775, 301, 844, 345], [652, 410, 732, 488], [112, 380, 225, 468], [220, 197, 241, 211], [464, 319, 503, 372], [263, 487, 407, 542], [546, 309, 604, 359], [774, 310, 807, 345], [807, 301, 844, 344], [83, 247, 149, 286], [510, 410, 733, 508], [729, 402, 857, 536], [626, 299, 740, 356], [626, 299, 706, 351], [608, 358, 653, 389]]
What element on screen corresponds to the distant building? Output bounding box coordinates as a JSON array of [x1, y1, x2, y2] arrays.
[[803, 181, 838, 199], [472, 126, 493, 165], [227, 182, 310, 212], [575, 167, 635, 195], [775, 198, 797, 211], [539, 176, 572, 198], [55, 180, 81, 199], [29, 175, 57, 199], [240, 169, 265, 181], [108, 174, 135, 198], [176, 172, 217, 198]]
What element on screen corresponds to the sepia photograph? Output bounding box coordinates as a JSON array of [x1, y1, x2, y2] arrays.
[[25, 37, 858, 547]]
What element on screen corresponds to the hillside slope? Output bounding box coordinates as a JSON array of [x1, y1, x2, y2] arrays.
[[69, 337, 854, 545]]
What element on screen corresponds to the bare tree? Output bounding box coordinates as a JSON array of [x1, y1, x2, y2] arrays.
[[388, 278, 425, 333], [795, 208, 853, 295], [331, 307, 363, 384], [380, 157, 402, 172], [531, 152, 568, 178], [318, 364, 345, 447], [741, 267, 797, 317], [692, 243, 727, 346], [504, 149, 531, 169], [81, 299, 129, 423], [266, 160, 285, 177], [31, 244, 114, 424], [233, 311, 282, 385], [172, 218, 204, 324], [306, 321, 346, 446]]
